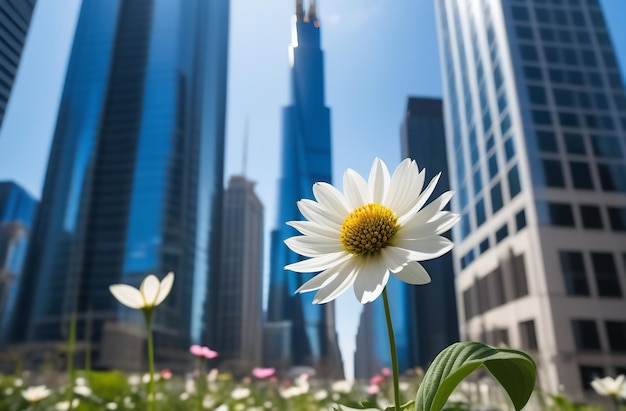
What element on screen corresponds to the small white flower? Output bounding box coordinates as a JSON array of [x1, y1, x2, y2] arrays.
[[331, 380, 353, 394], [14, 378, 23, 387], [234, 404, 246, 411], [285, 158, 458, 304], [591, 374, 626, 398], [180, 392, 190, 401], [215, 405, 228, 411], [127, 374, 141, 386], [73, 385, 92, 397], [4, 387, 13, 395], [106, 402, 118, 410], [399, 381, 410, 392], [55, 399, 80, 410], [21, 385, 51, 403], [279, 386, 304, 399], [314, 389, 328, 401], [109, 272, 174, 310], [231, 387, 251, 400]]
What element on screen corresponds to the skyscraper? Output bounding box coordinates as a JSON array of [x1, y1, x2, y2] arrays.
[[216, 175, 264, 376], [10, 0, 229, 370], [401, 97, 459, 369], [0, 0, 37, 128], [266, 0, 343, 378], [0, 181, 36, 344], [436, 0, 626, 399]]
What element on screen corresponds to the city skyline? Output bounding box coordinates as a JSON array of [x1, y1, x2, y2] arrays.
[[0, 0, 625, 379]]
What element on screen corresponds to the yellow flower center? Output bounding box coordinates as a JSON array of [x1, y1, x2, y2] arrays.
[[340, 203, 399, 255]]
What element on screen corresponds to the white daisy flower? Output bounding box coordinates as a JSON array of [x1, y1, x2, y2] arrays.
[[284, 158, 458, 304], [591, 374, 626, 398]]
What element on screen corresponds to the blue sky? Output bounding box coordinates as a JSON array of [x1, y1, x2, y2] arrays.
[[0, 0, 625, 378]]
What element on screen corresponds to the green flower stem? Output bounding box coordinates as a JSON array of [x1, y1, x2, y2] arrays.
[[196, 357, 205, 411], [143, 308, 156, 411], [382, 287, 400, 411], [66, 313, 77, 411]]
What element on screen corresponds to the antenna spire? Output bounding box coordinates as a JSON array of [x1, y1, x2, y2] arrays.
[[296, 0, 304, 20], [307, 0, 317, 22]]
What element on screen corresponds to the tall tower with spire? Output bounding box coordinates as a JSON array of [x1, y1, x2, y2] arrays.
[[266, 0, 343, 378]]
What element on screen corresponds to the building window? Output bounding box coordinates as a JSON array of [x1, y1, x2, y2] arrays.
[[591, 252, 622, 297], [548, 203, 575, 227], [572, 320, 602, 351], [580, 205, 603, 229], [532, 110, 552, 125], [491, 183, 503, 213], [476, 199, 486, 227], [508, 165, 521, 198], [519, 320, 538, 350], [524, 65, 542, 80], [554, 89, 574, 107], [479, 238, 490, 254], [520, 45, 538, 61], [493, 328, 510, 347], [579, 366, 605, 391], [528, 86, 547, 105], [560, 251, 590, 296], [597, 163, 626, 192], [512, 253, 529, 298], [570, 162, 594, 189], [537, 131, 558, 152], [605, 321, 626, 352], [496, 224, 508, 243], [564, 133, 586, 154], [489, 154, 499, 179], [559, 112, 579, 127], [543, 160, 565, 187], [592, 135, 624, 159], [516, 209, 527, 231], [504, 138, 516, 161], [607, 207, 626, 231], [463, 288, 475, 321]]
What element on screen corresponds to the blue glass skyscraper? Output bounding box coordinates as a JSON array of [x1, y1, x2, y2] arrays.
[[267, 0, 343, 378], [10, 0, 229, 370], [0, 181, 36, 344]]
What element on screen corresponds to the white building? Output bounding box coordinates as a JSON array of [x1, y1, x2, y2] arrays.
[[435, 0, 626, 400]]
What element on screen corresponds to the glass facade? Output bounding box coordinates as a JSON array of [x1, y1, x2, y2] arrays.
[[437, 0, 626, 397], [266, 3, 343, 378], [400, 97, 460, 369], [10, 0, 229, 367], [0, 181, 36, 343], [0, 0, 36, 127]]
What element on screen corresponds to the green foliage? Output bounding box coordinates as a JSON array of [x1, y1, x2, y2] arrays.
[[415, 342, 536, 411], [86, 370, 130, 401]]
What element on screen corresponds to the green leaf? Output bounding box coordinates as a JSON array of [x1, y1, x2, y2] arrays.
[[384, 400, 415, 410], [415, 341, 536, 411]]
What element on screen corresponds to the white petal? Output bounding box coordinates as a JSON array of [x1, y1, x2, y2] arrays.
[[312, 261, 359, 304], [140, 275, 160, 306], [285, 251, 352, 273], [385, 159, 423, 215], [368, 158, 390, 204], [353, 257, 389, 304], [109, 284, 145, 309], [392, 261, 432, 285], [312, 182, 350, 217], [402, 191, 454, 232], [155, 272, 174, 306], [397, 212, 460, 240], [343, 168, 369, 209], [296, 261, 349, 293], [398, 172, 441, 225], [286, 221, 338, 240], [395, 236, 454, 261], [380, 247, 413, 273], [284, 236, 343, 257], [297, 199, 342, 229]]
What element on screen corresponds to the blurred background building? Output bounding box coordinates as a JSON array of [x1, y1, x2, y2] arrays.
[[216, 174, 264, 376], [436, 0, 626, 399], [0, 181, 36, 344], [266, 0, 344, 378], [0, 0, 36, 128], [8, 0, 230, 371]]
